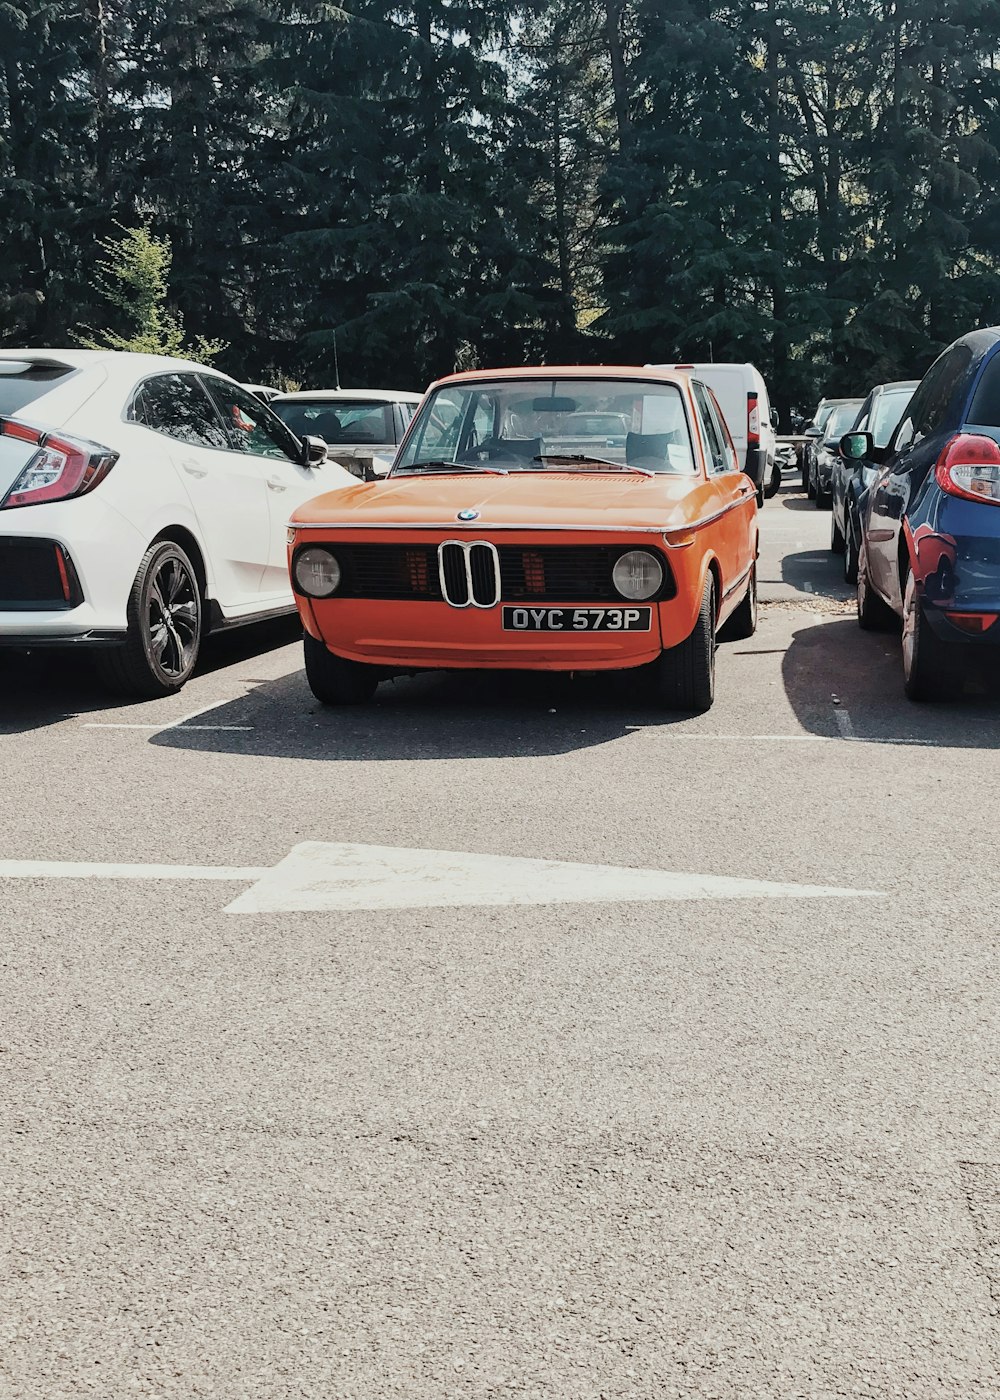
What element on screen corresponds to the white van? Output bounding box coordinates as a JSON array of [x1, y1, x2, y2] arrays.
[[648, 362, 778, 502]]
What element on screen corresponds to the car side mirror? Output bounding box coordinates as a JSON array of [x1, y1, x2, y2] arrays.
[[770, 407, 779, 429], [301, 434, 328, 467], [840, 431, 873, 460]]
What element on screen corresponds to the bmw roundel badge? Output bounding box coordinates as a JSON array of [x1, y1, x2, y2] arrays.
[[457, 508, 479, 521]]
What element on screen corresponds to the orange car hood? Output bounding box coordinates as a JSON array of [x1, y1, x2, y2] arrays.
[[292, 470, 710, 532]]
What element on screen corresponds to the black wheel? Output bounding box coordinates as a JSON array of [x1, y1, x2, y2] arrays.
[[95, 540, 203, 698], [763, 456, 782, 499], [831, 509, 845, 553], [805, 460, 815, 497], [902, 567, 959, 701], [718, 563, 757, 642], [815, 481, 832, 509], [844, 517, 860, 584], [651, 575, 716, 712], [856, 537, 897, 632], [303, 630, 379, 705]]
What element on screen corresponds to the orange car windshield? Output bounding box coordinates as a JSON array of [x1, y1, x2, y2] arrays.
[[395, 378, 697, 475]]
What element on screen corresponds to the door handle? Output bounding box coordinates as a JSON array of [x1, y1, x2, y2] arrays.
[[266, 476, 288, 492], [180, 459, 207, 479]]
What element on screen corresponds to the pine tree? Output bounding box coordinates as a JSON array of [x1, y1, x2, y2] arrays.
[[75, 221, 225, 361]]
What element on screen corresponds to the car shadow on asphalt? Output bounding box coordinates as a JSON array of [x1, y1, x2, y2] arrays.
[[779, 549, 853, 602], [0, 616, 302, 736], [151, 664, 707, 762], [782, 614, 1000, 744], [778, 492, 817, 512]]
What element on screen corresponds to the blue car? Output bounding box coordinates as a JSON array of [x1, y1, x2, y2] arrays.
[[848, 328, 1000, 699]]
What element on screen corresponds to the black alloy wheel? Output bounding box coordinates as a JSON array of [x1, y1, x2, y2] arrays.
[[96, 540, 203, 698]]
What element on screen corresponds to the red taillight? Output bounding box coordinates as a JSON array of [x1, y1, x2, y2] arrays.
[[747, 392, 760, 447], [935, 433, 1000, 506], [0, 418, 118, 510], [944, 611, 998, 634]]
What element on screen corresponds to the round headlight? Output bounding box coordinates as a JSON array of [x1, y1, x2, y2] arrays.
[[612, 549, 663, 601], [294, 547, 341, 597]]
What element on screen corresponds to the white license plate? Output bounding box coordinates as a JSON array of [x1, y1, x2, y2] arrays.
[[501, 606, 652, 632]]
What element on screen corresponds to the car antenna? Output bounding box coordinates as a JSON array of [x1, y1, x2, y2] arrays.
[[332, 330, 341, 391]]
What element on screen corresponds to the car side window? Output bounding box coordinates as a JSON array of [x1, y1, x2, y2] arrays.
[[203, 378, 301, 462], [967, 350, 1000, 427], [692, 382, 728, 473], [706, 388, 739, 471], [130, 373, 230, 449], [897, 347, 974, 452]]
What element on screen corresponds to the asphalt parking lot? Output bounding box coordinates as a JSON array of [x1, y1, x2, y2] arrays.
[[2, 476, 999, 1398]]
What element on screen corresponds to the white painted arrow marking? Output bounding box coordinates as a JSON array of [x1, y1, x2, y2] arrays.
[[223, 842, 881, 914], [0, 846, 882, 912]]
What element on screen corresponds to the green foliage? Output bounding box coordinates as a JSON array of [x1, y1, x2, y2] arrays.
[[2, 0, 1000, 407], [75, 223, 226, 363]]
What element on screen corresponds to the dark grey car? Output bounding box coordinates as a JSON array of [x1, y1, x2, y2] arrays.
[[808, 399, 864, 508], [830, 380, 918, 581]]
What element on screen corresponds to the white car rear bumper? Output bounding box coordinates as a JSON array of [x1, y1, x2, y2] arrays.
[[0, 494, 147, 642]]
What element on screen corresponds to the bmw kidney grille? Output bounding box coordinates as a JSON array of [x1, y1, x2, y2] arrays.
[[438, 540, 501, 608]]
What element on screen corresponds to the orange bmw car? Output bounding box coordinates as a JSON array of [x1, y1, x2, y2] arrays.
[[287, 367, 759, 712]]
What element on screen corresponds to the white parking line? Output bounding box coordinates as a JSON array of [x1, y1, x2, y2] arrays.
[[0, 860, 266, 880], [83, 697, 253, 732], [83, 723, 253, 731], [623, 729, 935, 745], [834, 708, 856, 740]]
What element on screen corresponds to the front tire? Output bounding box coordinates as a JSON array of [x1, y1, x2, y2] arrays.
[[856, 538, 897, 632], [95, 540, 203, 698], [831, 509, 845, 553], [303, 630, 379, 705], [844, 517, 860, 584], [718, 564, 757, 642], [763, 456, 782, 499], [651, 575, 716, 711]]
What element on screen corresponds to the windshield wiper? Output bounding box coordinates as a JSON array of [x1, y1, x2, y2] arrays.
[[534, 454, 654, 477], [393, 460, 508, 475]]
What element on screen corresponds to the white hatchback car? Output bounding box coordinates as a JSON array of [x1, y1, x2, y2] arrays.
[[0, 350, 355, 696]]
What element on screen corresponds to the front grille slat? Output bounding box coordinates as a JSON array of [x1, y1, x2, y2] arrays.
[[328, 542, 673, 603], [469, 544, 497, 606], [440, 544, 470, 605]]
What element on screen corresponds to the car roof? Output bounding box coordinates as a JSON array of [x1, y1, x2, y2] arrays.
[[429, 365, 690, 391], [0, 347, 235, 379], [272, 388, 422, 403]]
